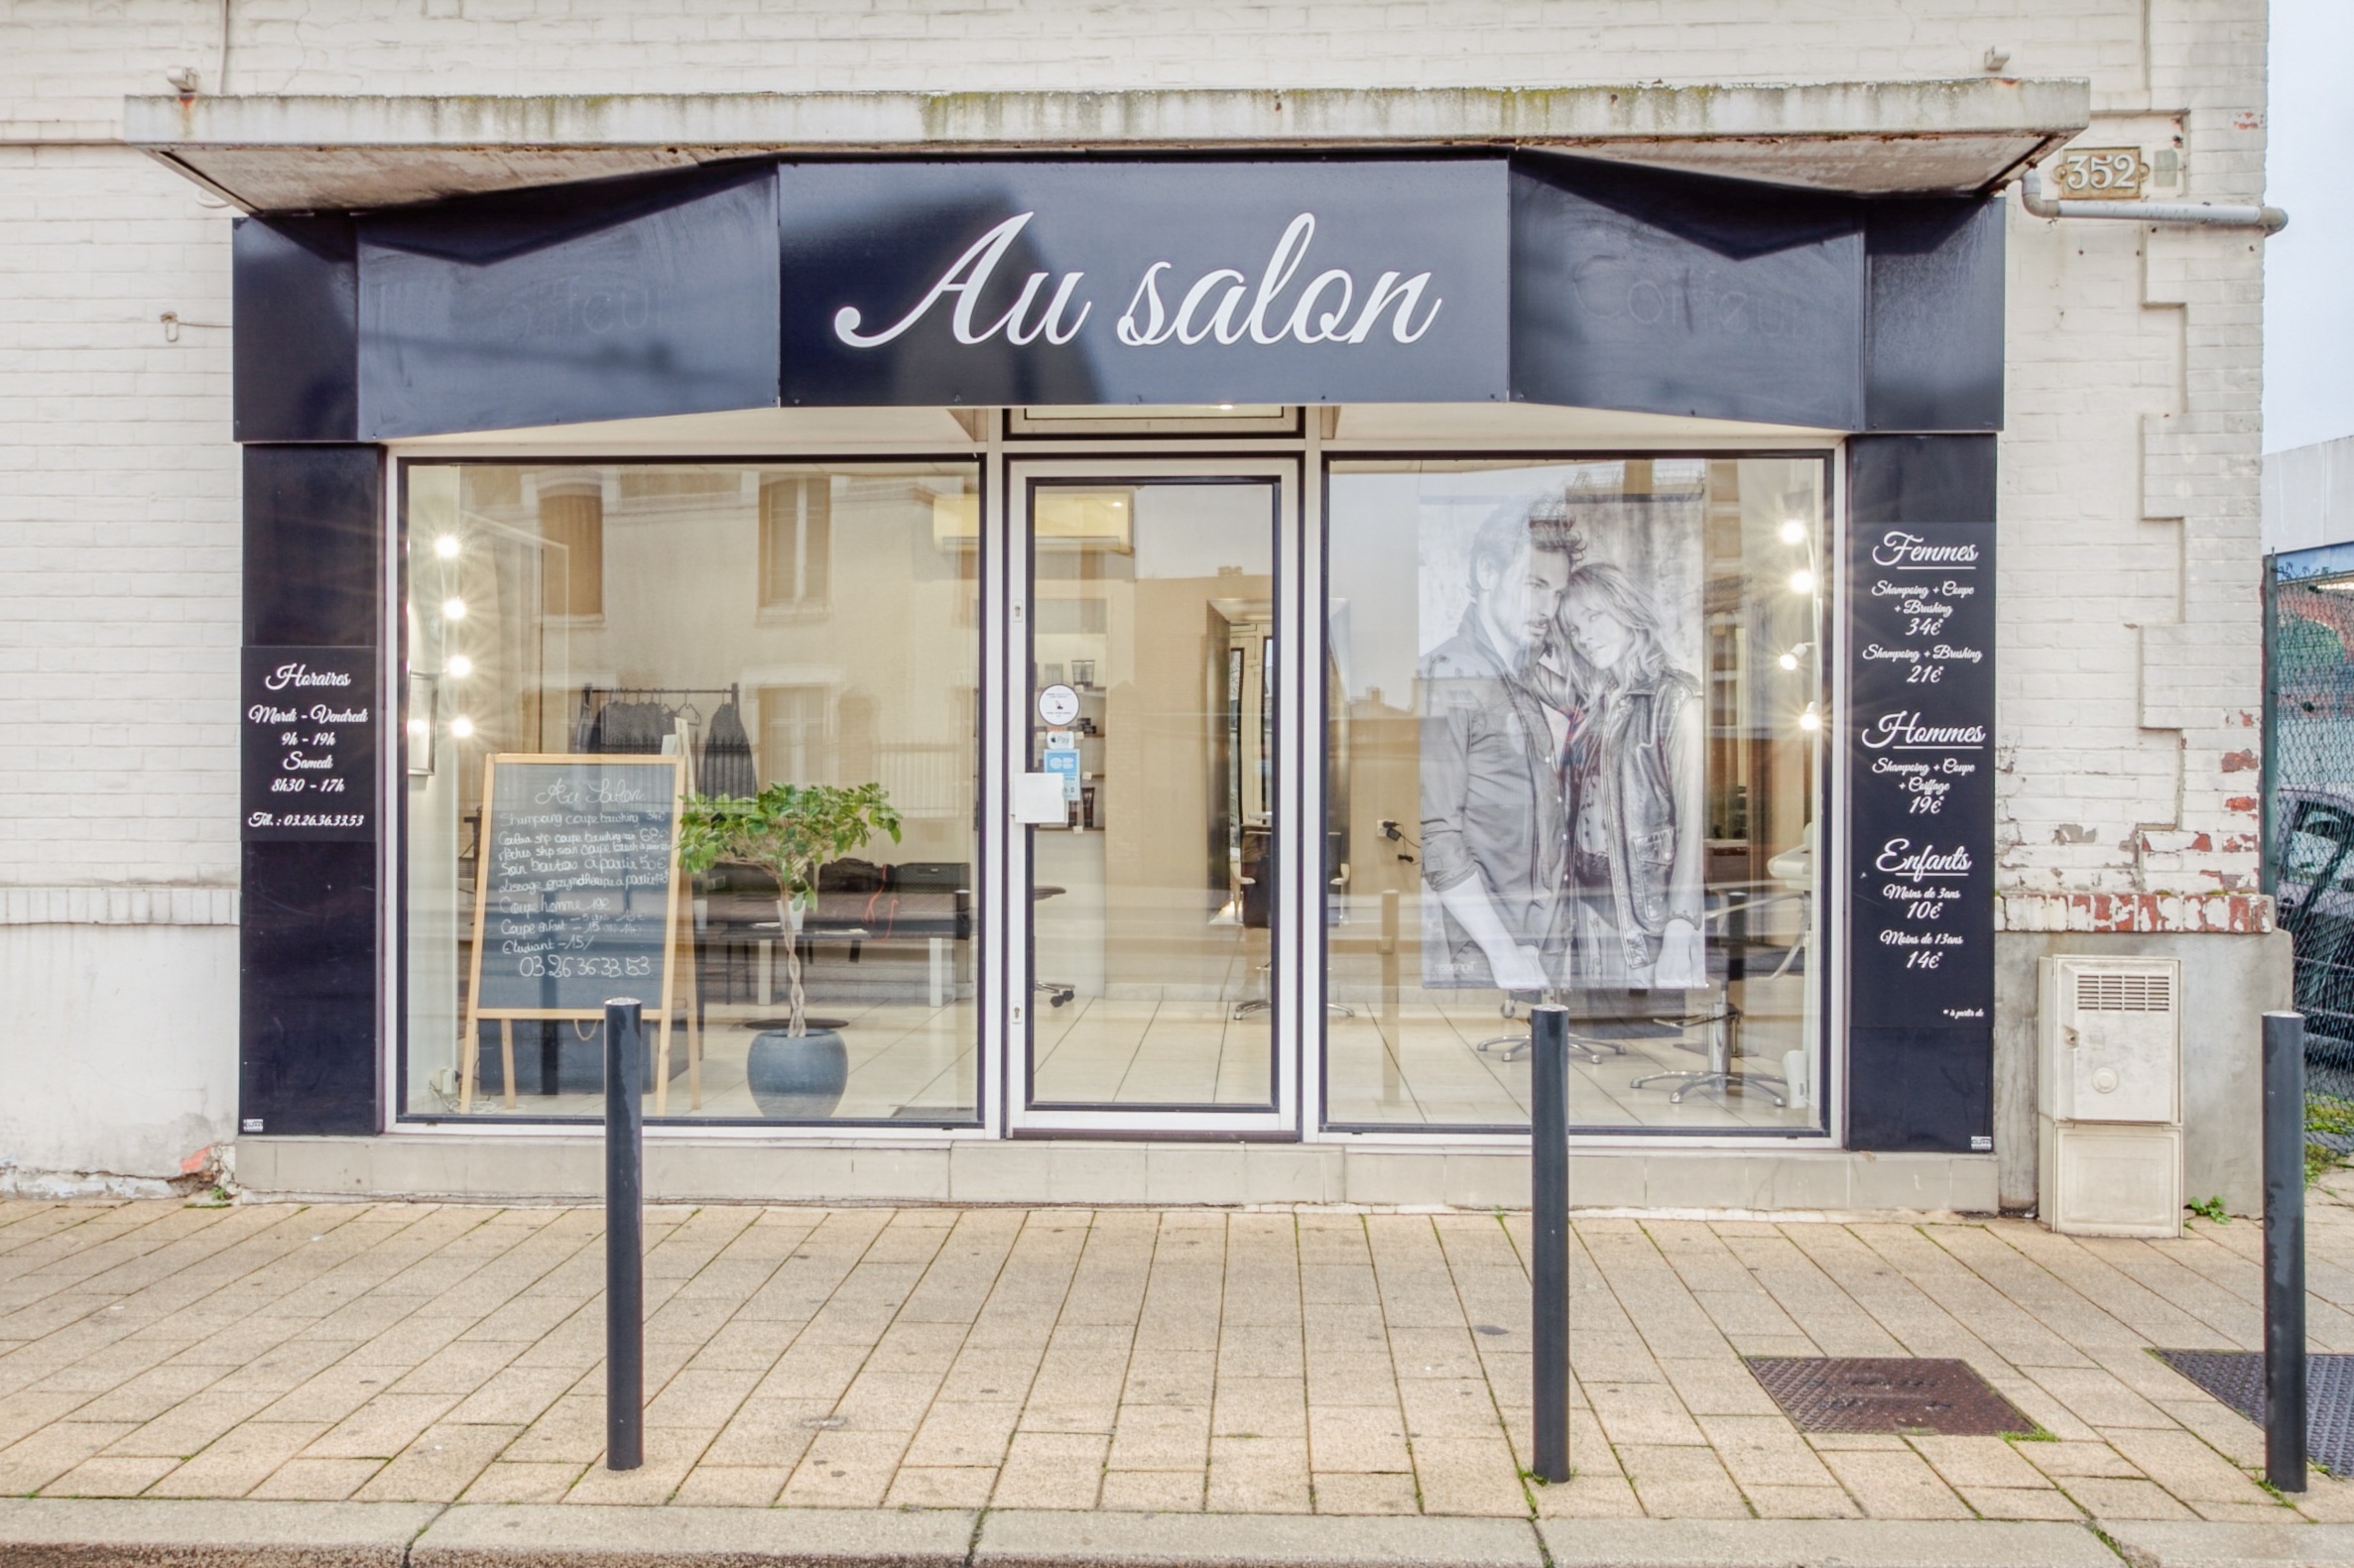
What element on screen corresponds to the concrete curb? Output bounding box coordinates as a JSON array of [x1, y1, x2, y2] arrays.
[[0, 1497, 441, 1566], [976, 1510, 1542, 1568], [3, 1498, 2351, 1568], [412, 1505, 978, 1566], [1535, 1517, 2120, 1567], [2106, 1520, 2354, 1567]]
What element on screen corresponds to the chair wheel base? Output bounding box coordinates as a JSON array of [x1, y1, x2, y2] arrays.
[[1628, 1069, 1788, 1109]]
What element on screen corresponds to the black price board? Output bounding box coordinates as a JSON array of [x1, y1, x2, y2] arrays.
[[1847, 521, 1996, 1034], [464, 755, 685, 1019], [242, 647, 376, 841]]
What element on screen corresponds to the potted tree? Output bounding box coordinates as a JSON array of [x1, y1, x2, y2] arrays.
[[678, 781, 900, 1119]]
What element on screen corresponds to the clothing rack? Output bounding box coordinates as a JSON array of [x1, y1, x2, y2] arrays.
[[579, 682, 740, 712], [574, 684, 756, 797]]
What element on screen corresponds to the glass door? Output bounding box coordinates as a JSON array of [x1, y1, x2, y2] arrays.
[[1007, 460, 1300, 1134]]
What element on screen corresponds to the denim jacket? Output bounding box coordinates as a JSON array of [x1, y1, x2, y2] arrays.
[[1573, 668, 1702, 970], [1418, 610, 1569, 977]]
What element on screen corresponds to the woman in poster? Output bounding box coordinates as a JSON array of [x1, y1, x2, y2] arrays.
[[1553, 560, 1709, 992]]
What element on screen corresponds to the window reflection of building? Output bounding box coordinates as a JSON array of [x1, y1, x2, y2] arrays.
[[535, 477, 604, 618], [759, 475, 831, 614], [404, 461, 980, 1128], [759, 684, 835, 786]]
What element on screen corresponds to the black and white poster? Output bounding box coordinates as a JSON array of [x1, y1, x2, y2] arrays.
[[1416, 472, 1707, 991]]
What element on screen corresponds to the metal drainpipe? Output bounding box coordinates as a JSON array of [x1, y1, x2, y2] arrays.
[[2020, 169, 2289, 234]]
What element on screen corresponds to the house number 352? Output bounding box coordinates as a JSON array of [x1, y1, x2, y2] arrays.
[[2052, 147, 2150, 200]]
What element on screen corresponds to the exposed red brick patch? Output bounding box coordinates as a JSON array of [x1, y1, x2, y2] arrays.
[[1997, 891, 2276, 933], [2220, 750, 2259, 773]]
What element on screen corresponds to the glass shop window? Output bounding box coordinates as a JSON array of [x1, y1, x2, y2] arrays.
[[1322, 457, 1826, 1134], [402, 462, 981, 1126]]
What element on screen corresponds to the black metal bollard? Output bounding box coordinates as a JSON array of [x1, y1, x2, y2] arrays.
[[1531, 1004, 1570, 1484], [605, 998, 645, 1472], [2263, 1010, 2307, 1492]]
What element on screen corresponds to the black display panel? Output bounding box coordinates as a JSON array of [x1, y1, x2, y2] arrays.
[[1844, 435, 1997, 1153], [1508, 154, 1867, 429], [779, 159, 1511, 409], [1863, 199, 2006, 433], [241, 444, 383, 1137], [233, 214, 359, 444], [240, 839, 379, 1137], [243, 444, 381, 647], [357, 164, 782, 437], [241, 647, 376, 842]]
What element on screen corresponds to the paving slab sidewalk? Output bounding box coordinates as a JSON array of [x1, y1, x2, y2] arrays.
[[5, 1176, 2354, 1552]]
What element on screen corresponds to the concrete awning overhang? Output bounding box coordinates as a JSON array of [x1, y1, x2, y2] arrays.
[[126, 79, 2090, 213]]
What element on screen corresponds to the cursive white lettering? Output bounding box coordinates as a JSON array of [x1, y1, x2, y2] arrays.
[[1118, 264, 1175, 346], [834, 213, 1047, 348], [1174, 269, 1248, 346], [1344, 270, 1442, 343]]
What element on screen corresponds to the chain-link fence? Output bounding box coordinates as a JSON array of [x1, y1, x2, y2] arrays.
[[2269, 563, 2354, 1158]]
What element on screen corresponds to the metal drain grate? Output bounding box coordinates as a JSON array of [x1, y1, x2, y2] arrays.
[[1745, 1357, 2040, 1436], [2156, 1351, 2354, 1478]]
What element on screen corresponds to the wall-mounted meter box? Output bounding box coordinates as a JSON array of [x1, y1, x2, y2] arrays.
[[2037, 956, 2183, 1238]]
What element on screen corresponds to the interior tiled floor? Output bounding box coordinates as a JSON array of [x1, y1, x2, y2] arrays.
[[435, 1000, 982, 1124], [8, 1190, 2354, 1522], [425, 970, 1812, 1131], [1321, 974, 1816, 1132]]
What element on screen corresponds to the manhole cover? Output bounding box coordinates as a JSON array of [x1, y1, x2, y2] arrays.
[[1745, 1357, 2040, 1436], [2156, 1351, 2354, 1478]]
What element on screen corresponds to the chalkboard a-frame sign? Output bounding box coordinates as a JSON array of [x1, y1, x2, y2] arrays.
[[461, 755, 702, 1115]]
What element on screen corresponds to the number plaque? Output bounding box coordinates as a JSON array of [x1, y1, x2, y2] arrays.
[[2048, 147, 2151, 201]]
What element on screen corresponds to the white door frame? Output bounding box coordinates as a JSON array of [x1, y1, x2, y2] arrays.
[[1001, 454, 1305, 1137]]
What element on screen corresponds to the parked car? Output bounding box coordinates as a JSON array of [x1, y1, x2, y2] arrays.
[[2276, 786, 2354, 1066]]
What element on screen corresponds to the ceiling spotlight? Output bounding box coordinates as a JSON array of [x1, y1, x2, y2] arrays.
[[1788, 568, 1815, 595], [1779, 519, 1807, 544], [449, 715, 475, 739], [1779, 652, 1799, 671], [440, 596, 467, 621], [445, 654, 473, 678], [1797, 705, 1821, 733], [407, 718, 430, 736], [434, 535, 460, 559]]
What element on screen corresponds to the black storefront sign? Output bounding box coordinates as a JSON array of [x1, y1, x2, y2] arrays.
[[777, 160, 1509, 409], [229, 158, 2009, 1155], [241, 646, 376, 841], [1845, 437, 1997, 1152], [237, 155, 2004, 438]]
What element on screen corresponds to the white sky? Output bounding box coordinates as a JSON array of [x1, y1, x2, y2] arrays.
[[2264, 0, 2354, 452]]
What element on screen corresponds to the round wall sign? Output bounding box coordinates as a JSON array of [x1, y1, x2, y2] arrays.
[[1036, 683, 1080, 726]]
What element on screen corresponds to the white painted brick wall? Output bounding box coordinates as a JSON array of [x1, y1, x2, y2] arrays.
[[0, 1, 2273, 1173], [0, 145, 240, 891]]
